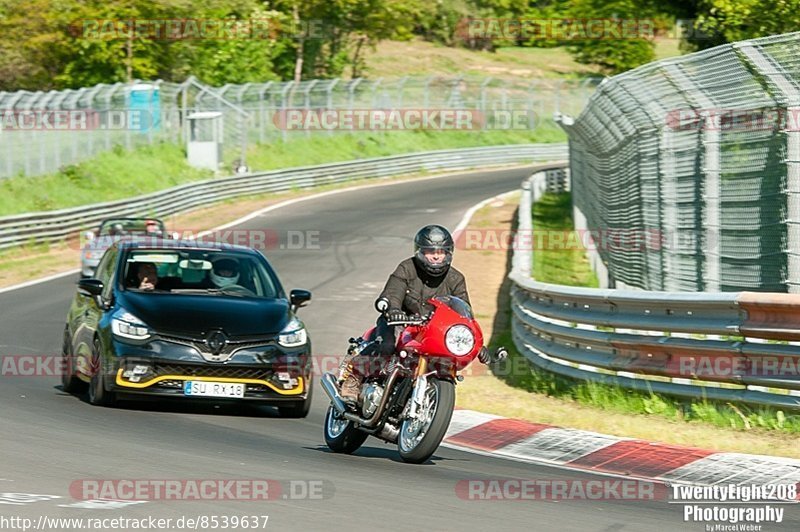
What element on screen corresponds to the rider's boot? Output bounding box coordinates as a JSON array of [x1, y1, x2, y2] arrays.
[[340, 373, 361, 404], [338, 358, 362, 404]]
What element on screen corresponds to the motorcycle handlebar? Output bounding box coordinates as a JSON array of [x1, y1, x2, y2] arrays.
[[385, 313, 429, 327]]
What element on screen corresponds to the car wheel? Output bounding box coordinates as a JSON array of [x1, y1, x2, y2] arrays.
[[277, 379, 313, 418], [88, 338, 116, 407], [61, 327, 87, 394]]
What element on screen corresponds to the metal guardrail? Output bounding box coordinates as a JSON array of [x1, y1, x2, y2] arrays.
[[509, 168, 800, 410], [0, 144, 567, 250]]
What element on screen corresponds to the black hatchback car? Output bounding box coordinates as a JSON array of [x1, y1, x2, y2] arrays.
[[62, 239, 313, 417]]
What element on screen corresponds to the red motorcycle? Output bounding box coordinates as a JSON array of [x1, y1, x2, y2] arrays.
[[321, 295, 504, 464]]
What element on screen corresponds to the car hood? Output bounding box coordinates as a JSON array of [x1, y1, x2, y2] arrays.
[[117, 292, 291, 337]]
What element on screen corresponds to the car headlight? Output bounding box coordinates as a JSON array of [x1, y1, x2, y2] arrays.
[[445, 324, 475, 356], [111, 309, 151, 340], [278, 317, 307, 348]]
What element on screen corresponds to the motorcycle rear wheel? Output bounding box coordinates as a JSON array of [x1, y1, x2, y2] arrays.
[[398, 378, 455, 464], [324, 404, 368, 454]]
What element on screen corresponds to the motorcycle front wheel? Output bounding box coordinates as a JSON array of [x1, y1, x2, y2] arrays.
[[323, 404, 368, 454], [397, 378, 455, 464]]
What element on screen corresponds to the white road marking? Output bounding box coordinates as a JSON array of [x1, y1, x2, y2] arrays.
[[0, 269, 80, 296], [58, 499, 148, 510], [0, 493, 61, 505]]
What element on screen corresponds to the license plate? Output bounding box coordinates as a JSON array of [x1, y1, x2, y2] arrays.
[[183, 381, 245, 398]]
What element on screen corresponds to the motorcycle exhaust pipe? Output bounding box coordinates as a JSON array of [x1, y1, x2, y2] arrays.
[[351, 366, 403, 428], [321, 373, 347, 415], [321, 367, 405, 428]]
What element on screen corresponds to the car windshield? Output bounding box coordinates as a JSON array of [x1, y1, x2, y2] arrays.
[[122, 249, 280, 298], [434, 295, 473, 319], [99, 219, 165, 236]]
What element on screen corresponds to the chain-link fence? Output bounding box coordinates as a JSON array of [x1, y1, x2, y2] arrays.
[[559, 32, 800, 293], [0, 76, 599, 179]]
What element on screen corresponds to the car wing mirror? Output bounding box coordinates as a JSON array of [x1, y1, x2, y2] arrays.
[[77, 278, 104, 297], [290, 289, 311, 312], [78, 279, 112, 309]]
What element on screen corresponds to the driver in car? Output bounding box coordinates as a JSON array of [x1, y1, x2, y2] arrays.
[[210, 257, 241, 288], [339, 224, 471, 403], [136, 262, 159, 291]]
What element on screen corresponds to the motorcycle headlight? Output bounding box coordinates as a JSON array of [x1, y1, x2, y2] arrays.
[[445, 324, 475, 356], [111, 309, 151, 340], [278, 317, 307, 348]]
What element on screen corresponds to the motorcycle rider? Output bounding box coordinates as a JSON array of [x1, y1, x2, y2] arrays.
[[339, 224, 471, 403]]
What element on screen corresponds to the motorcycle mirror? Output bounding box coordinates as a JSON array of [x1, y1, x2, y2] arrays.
[[494, 347, 508, 362], [375, 297, 389, 312]]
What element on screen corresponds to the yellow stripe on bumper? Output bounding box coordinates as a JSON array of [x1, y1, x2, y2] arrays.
[[115, 369, 305, 395]]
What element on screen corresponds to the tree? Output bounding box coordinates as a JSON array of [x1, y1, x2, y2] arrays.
[[689, 0, 800, 50], [564, 0, 658, 75]]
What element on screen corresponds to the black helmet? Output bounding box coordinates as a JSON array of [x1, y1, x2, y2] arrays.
[[211, 257, 240, 288], [413, 225, 454, 277]]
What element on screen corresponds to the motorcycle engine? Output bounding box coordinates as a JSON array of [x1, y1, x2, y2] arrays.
[[360, 383, 384, 417]]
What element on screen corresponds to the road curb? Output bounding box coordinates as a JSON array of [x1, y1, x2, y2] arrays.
[[444, 410, 800, 489]]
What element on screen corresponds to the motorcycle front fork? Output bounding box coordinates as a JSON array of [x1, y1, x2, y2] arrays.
[[405, 357, 442, 421]]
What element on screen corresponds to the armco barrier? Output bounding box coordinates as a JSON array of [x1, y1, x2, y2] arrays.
[[509, 168, 800, 410], [0, 144, 566, 250]]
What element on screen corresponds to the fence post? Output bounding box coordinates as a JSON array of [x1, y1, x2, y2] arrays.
[[737, 42, 800, 293], [663, 64, 721, 292]]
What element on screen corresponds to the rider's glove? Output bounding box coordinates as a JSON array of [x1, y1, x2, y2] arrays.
[[386, 309, 408, 324], [478, 346, 508, 364]]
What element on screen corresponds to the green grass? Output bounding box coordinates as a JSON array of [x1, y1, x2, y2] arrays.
[[532, 192, 599, 287], [485, 189, 800, 435], [245, 124, 565, 170], [0, 125, 566, 218], [0, 143, 212, 216]]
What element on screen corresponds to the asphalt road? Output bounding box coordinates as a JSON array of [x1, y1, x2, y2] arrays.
[[1, 167, 797, 532]]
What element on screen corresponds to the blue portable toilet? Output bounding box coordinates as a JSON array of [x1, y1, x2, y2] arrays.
[[127, 83, 161, 133]]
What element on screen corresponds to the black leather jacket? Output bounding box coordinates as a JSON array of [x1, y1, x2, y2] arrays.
[[378, 257, 470, 316]]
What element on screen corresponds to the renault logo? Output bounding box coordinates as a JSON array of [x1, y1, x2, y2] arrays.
[[205, 330, 228, 355]]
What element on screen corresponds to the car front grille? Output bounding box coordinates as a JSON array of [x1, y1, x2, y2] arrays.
[[153, 363, 272, 381], [157, 333, 277, 359]]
